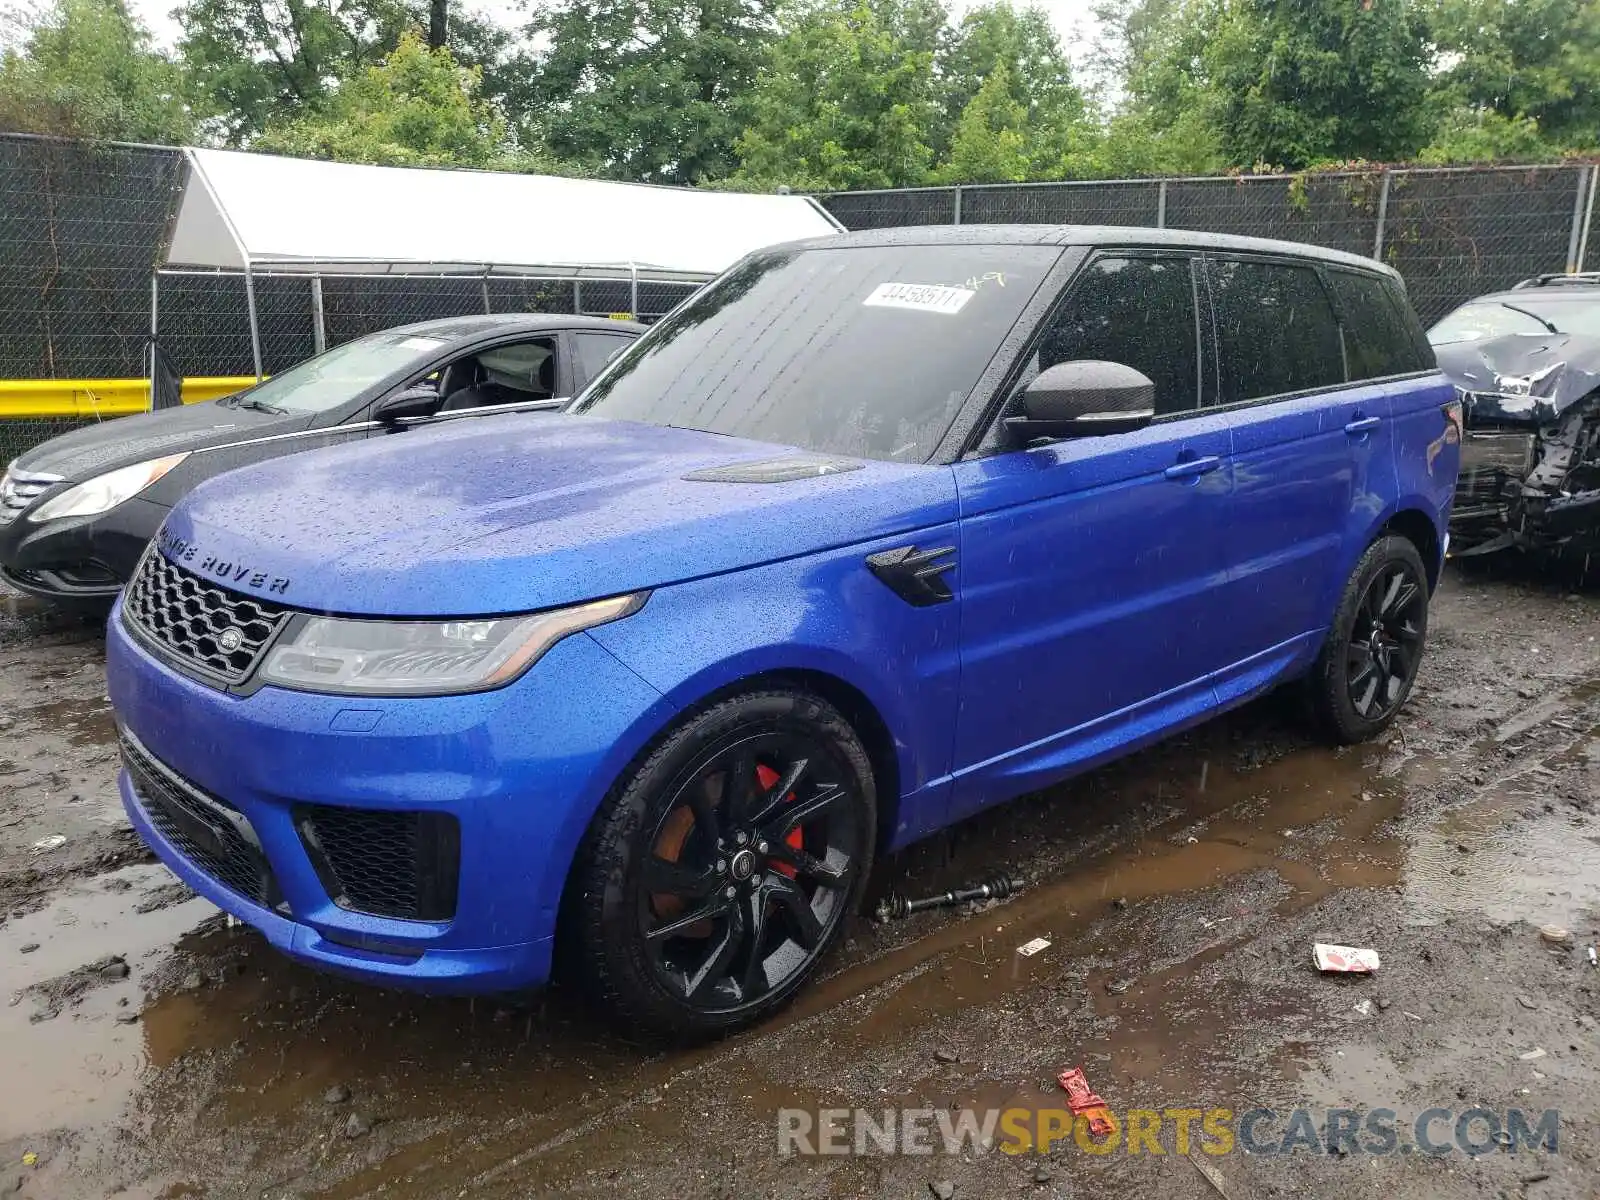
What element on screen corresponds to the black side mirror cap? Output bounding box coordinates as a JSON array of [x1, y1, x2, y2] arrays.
[[373, 385, 442, 424], [1004, 360, 1157, 441]]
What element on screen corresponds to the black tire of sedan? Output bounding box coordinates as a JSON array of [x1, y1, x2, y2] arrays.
[[1308, 535, 1430, 745], [572, 688, 876, 1040]]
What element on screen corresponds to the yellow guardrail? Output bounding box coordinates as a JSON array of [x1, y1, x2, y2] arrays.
[[0, 377, 257, 419]]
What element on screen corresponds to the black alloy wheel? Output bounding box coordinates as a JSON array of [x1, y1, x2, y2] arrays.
[[574, 689, 875, 1039], [1308, 534, 1431, 744], [1346, 562, 1426, 720]]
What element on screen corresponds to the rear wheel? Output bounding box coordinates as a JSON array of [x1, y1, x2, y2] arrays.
[[573, 688, 875, 1040], [1308, 535, 1430, 744]]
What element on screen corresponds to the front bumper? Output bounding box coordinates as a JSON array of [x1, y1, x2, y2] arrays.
[[0, 495, 167, 605], [106, 598, 668, 993]]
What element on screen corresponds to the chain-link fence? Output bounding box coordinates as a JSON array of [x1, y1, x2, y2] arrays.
[[824, 164, 1600, 324], [0, 131, 706, 458], [149, 271, 701, 380], [0, 136, 185, 380], [0, 132, 704, 386], [6, 128, 1598, 461]]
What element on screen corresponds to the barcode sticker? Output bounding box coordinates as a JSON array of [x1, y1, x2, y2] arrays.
[[863, 282, 975, 314]]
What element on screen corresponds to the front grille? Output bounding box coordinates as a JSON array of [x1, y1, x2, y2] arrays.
[[123, 551, 291, 685], [121, 732, 281, 908], [0, 465, 62, 526], [295, 805, 460, 921]]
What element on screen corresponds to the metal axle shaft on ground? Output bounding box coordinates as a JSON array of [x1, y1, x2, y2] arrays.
[[874, 874, 1020, 922]]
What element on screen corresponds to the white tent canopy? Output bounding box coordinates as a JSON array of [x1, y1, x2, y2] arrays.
[[167, 147, 843, 282]]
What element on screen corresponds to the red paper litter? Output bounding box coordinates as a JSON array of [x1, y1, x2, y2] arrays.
[[1312, 943, 1381, 973], [1057, 1066, 1115, 1137]]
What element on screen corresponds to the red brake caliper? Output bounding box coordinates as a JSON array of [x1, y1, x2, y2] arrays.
[[756, 763, 804, 879]]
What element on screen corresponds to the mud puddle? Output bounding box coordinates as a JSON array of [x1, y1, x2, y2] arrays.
[[0, 864, 212, 1139]]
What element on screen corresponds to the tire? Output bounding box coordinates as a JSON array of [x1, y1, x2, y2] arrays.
[[572, 687, 876, 1041], [1307, 535, 1431, 745]]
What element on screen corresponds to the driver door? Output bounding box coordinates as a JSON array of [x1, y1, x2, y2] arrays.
[[947, 253, 1234, 821]]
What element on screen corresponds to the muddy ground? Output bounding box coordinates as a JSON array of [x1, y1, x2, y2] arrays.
[[2, 564, 1599, 1200]]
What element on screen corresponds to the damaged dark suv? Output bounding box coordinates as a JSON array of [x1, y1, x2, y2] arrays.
[[1431, 274, 1600, 563]]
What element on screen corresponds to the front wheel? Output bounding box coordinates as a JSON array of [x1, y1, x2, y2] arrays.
[[572, 688, 875, 1040], [1307, 535, 1431, 744]]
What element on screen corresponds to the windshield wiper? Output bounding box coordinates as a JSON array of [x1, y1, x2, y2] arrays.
[[230, 398, 289, 415], [1500, 303, 1560, 335]]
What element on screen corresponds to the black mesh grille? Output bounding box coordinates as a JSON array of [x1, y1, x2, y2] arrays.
[[123, 550, 291, 685], [122, 733, 280, 908], [296, 805, 460, 921]]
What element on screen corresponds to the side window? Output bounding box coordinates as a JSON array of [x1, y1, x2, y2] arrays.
[[1208, 259, 1345, 403], [574, 332, 633, 386], [436, 337, 559, 411], [1328, 270, 1430, 379], [1032, 255, 1201, 417]]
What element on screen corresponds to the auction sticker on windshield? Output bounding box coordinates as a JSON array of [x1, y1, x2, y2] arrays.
[[863, 282, 975, 314]]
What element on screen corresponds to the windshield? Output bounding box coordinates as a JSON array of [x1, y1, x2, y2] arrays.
[[1429, 296, 1600, 345], [570, 244, 1058, 462], [225, 330, 450, 415]]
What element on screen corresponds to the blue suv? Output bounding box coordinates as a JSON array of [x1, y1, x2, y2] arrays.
[[105, 227, 1460, 1038]]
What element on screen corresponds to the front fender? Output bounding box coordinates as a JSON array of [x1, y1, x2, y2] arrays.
[[589, 527, 963, 848]]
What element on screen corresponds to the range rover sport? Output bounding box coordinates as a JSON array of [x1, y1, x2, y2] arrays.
[[106, 227, 1460, 1038]]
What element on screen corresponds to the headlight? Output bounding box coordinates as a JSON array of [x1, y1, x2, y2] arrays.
[[28, 453, 190, 522], [256, 593, 646, 696]]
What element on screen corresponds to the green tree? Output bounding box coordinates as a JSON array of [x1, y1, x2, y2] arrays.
[[1426, 0, 1600, 150], [1418, 107, 1554, 163], [733, 0, 940, 190], [933, 62, 1029, 181], [1064, 0, 1226, 176], [0, 0, 194, 141], [1203, 0, 1433, 168], [254, 29, 505, 166], [1103, 0, 1432, 171], [935, 2, 1088, 167], [175, 0, 510, 144], [518, 0, 779, 185]]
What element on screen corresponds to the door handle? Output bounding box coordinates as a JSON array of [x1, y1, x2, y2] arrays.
[[1164, 455, 1222, 481], [1345, 415, 1382, 436]]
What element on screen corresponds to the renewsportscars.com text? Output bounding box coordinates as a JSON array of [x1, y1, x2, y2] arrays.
[[777, 1106, 1561, 1158]]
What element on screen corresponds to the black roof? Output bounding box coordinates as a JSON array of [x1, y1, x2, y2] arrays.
[[788, 223, 1399, 278], [373, 312, 648, 340]]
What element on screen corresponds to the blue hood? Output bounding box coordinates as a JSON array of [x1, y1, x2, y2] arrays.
[[159, 413, 958, 616]]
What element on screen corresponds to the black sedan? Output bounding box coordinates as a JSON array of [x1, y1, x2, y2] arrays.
[[0, 313, 643, 609]]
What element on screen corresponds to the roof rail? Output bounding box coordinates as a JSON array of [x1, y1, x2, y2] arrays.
[[1511, 272, 1600, 289]]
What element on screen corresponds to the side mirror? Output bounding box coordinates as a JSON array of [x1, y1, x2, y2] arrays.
[[373, 385, 441, 424], [1004, 360, 1156, 441]]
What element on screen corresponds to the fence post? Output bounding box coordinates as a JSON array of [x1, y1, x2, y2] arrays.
[[1566, 168, 1590, 273], [1580, 166, 1599, 273], [480, 269, 492, 315], [952, 185, 963, 226], [1372, 170, 1392, 261], [243, 266, 263, 382], [147, 272, 159, 409], [630, 263, 639, 318], [310, 275, 326, 355], [573, 278, 582, 316], [1156, 180, 1167, 229]]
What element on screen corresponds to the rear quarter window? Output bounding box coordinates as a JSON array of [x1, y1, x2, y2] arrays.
[[1208, 258, 1345, 403], [1329, 270, 1433, 379]]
